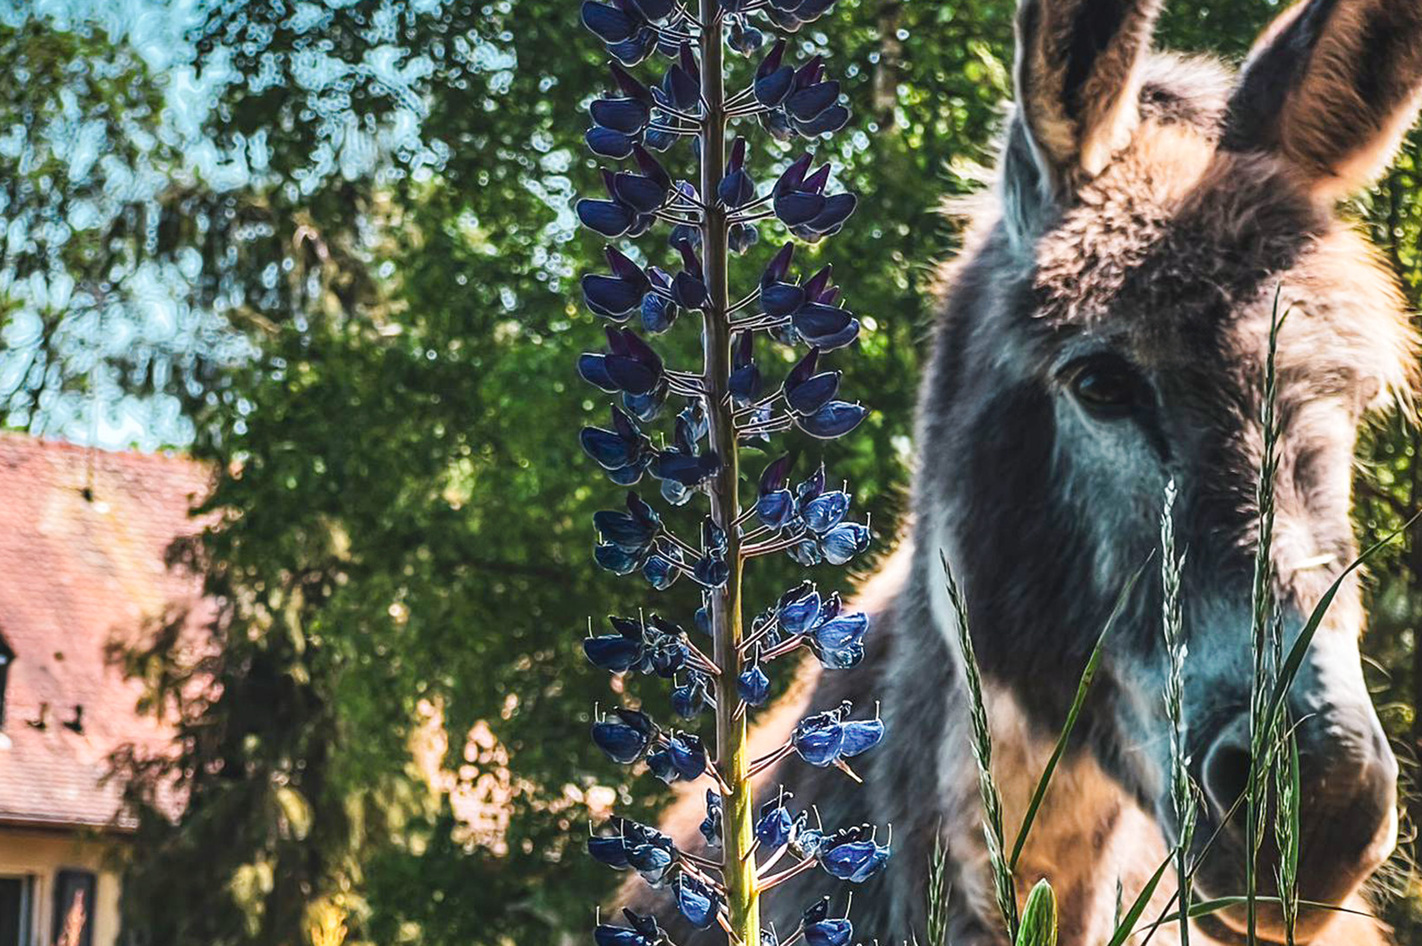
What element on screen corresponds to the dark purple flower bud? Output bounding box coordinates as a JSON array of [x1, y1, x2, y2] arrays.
[[799, 463, 826, 500], [608, 29, 658, 66], [613, 172, 668, 213], [577, 199, 637, 239], [786, 80, 840, 121], [840, 717, 884, 757], [786, 369, 841, 415], [759, 452, 794, 493], [804, 192, 857, 234], [729, 222, 759, 254], [760, 281, 805, 320], [581, 426, 642, 471], [761, 107, 796, 141], [591, 96, 652, 134], [586, 126, 635, 158], [738, 662, 770, 706], [754, 41, 793, 106], [801, 490, 850, 533], [773, 154, 813, 197], [668, 222, 701, 251], [793, 710, 845, 766], [762, 241, 796, 286], [595, 542, 642, 574], [794, 104, 850, 136], [793, 55, 825, 89], [729, 332, 761, 405], [578, 353, 617, 392], [729, 17, 765, 55], [592, 707, 656, 763], [793, 301, 853, 345], [674, 874, 721, 929], [774, 191, 826, 226], [582, 1, 640, 43], [672, 272, 707, 310]]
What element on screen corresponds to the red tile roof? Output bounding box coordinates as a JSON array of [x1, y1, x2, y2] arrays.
[[0, 433, 211, 831]]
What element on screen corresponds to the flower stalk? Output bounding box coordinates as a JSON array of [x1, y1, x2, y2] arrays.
[[576, 0, 887, 942]]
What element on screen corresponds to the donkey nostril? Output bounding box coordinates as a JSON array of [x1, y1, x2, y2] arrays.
[[1202, 742, 1253, 816]]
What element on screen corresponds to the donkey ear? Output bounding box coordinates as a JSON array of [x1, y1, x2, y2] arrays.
[[1011, 0, 1164, 194], [1224, 0, 1422, 200]]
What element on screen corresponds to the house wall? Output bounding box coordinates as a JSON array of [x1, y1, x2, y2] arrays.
[[0, 827, 121, 946]]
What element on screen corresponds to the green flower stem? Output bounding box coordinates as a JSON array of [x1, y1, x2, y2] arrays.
[[698, 3, 760, 943]]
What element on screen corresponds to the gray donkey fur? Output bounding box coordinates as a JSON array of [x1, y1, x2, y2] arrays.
[[639, 1, 1422, 942]]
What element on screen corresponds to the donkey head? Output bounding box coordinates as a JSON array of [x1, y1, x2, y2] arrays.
[[920, 0, 1422, 939]]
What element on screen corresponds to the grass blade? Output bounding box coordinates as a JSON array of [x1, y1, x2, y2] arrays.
[[1105, 854, 1173, 946]]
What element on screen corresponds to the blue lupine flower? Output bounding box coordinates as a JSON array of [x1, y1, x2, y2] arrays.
[[593, 491, 661, 554], [583, 618, 644, 673], [608, 28, 657, 66], [594, 910, 665, 946], [627, 0, 673, 20], [581, 1, 640, 43], [801, 899, 854, 946], [738, 661, 770, 706], [818, 826, 891, 883], [694, 603, 711, 636], [810, 611, 869, 669], [700, 790, 722, 847], [652, 406, 721, 489], [821, 521, 871, 565], [593, 707, 657, 764], [590, 95, 651, 133], [643, 551, 680, 590], [792, 701, 885, 767], [798, 400, 867, 439], [802, 490, 849, 534], [581, 405, 652, 481], [756, 454, 798, 530], [783, 348, 842, 415], [693, 553, 730, 588], [754, 796, 798, 849], [648, 731, 707, 783], [675, 873, 722, 929], [672, 671, 709, 719], [787, 537, 822, 567], [586, 126, 635, 158], [578, 197, 639, 238], [778, 583, 822, 635]]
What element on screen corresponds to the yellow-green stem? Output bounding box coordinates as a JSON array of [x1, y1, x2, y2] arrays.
[[698, 3, 759, 943]]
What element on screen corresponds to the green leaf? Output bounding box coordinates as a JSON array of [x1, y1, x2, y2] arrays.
[[1015, 879, 1058, 946]]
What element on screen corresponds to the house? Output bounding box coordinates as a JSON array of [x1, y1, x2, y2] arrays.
[[0, 434, 208, 946]]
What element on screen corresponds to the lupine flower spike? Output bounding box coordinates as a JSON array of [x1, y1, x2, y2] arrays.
[[575, 0, 887, 942]]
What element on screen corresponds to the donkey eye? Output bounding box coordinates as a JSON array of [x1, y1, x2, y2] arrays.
[[1067, 358, 1139, 417]]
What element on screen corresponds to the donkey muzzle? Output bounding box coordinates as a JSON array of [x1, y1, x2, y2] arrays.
[[1196, 707, 1397, 942]]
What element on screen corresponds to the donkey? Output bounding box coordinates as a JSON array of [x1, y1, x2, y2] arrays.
[[642, 0, 1422, 942]]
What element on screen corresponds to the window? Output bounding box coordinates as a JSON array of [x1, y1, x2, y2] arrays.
[[0, 876, 31, 946], [51, 871, 94, 946]]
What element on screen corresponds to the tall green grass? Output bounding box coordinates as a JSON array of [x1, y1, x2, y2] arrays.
[[929, 293, 1409, 945]]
